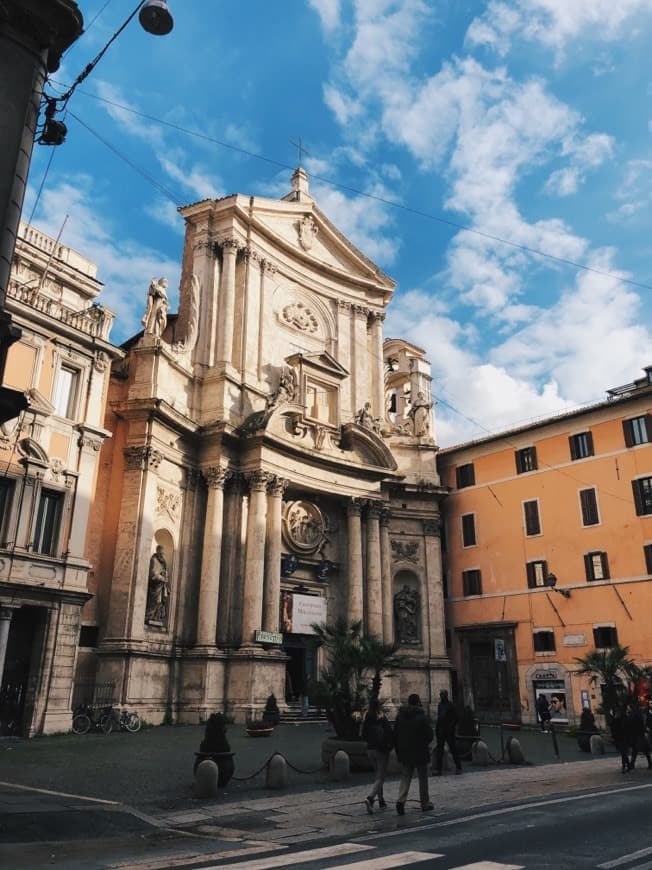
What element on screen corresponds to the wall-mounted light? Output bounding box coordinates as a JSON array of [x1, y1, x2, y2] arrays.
[[547, 573, 571, 598]]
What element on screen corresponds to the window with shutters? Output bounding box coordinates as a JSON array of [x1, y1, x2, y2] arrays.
[[632, 477, 652, 516], [585, 551, 609, 582], [579, 487, 600, 526], [644, 544, 652, 574], [533, 630, 556, 653], [462, 569, 482, 596], [526, 559, 548, 588], [593, 625, 618, 648], [0, 478, 14, 544], [623, 415, 651, 447], [569, 431, 594, 460], [456, 463, 475, 488], [523, 500, 541, 536], [33, 489, 63, 555], [52, 364, 81, 419], [515, 446, 537, 474], [461, 513, 476, 547]]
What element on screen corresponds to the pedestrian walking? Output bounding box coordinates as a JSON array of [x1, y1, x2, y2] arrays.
[[610, 707, 631, 773], [627, 703, 652, 770], [433, 689, 462, 775], [536, 693, 551, 732], [361, 697, 394, 813], [393, 693, 434, 815]]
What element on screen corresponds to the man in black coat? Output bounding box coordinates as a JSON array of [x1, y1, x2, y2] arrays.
[[393, 693, 434, 815], [433, 689, 462, 775]]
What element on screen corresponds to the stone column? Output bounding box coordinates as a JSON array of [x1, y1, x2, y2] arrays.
[[0, 605, 19, 688], [196, 465, 230, 646], [423, 517, 446, 657], [263, 476, 286, 634], [337, 300, 352, 419], [371, 312, 385, 419], [347, 499, 364, 624], [258, 260, 277, 382], [241, 471, 269, 644], [242, 248, 262, 380], [352, 305, 369, 415], [365, 501, 383, 637], [216, 238, 239, 365], [380, 508, 393, 644], [194, 233, 221, 367]]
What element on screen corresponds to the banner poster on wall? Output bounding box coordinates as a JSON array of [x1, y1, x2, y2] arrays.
[[281, 591, 327, 635], [533, 679, 568, 723]]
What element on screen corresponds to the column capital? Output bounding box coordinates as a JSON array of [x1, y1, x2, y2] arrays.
[[245, 469, 270, 493], [353, 304, 370, 318], [423, 517, 441, 537], [370, 310, 386, 323], [242, 247, 262, 264], [262, 258, 278, 274], [365, 499, 384, 519], [380, 507, 392, 526], [203, 465, 232, 490], [123, 445, 163, 471], [218, 236, 242, 253], [267, 475, 288, 497], [347, 498, 363, 517], [337, 299, 351, 310]]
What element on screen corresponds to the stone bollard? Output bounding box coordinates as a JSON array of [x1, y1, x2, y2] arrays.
[[590, 734, 605, 756], [266, 753, 289, 789], [472, 739, 490, 766], [330, 749, 350, 781], [507, 736, 525, 764], [194, 759, 219, 799]]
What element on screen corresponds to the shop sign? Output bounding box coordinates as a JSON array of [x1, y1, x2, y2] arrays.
[[533, 670, 559, 680], [255, 630, 283, 645], [494, 638, 507, 662]]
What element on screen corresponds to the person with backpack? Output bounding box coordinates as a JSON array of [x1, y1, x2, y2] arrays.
[[361, 697, 393, 813]]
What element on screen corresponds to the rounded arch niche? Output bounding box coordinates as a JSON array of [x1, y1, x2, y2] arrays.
[[145, 529, 175, 630], [393, 569, 421, 645]]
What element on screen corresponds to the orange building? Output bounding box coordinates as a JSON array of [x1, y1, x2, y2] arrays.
[[438, 367, 652, 727]]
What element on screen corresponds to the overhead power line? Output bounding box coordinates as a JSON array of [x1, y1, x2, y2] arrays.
[[56, 85, 652, 294]]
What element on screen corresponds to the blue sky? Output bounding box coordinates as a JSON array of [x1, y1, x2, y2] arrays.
[[26, 1, 652, 446]]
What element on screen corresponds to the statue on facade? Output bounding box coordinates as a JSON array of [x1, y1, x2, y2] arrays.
[[394, 583, 419, 643], [355, 402, 381, 434], [145, 544, 170, 624], [408, 391, 432, 437], [142, 277, 170, 338], [266, 366, 298, 411]]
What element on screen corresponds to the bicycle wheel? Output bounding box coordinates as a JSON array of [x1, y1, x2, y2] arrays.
[[125, 712, 141, 733], [99, 713, 113, 735], [72, 713, 91, 735]]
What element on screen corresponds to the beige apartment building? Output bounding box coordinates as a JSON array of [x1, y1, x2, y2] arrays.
[[83, 169, 449, 724], [438, 367, 652, 726], [0, 222, 118, 736]]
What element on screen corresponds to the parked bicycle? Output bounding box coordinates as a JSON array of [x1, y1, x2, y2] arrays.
[[71, 704, 114, 735], [112, 706, 142, 733]]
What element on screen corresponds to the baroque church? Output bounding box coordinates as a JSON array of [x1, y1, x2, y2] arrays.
[[87, 169, 450, 722]]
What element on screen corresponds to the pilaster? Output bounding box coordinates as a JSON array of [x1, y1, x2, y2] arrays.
[[365, 500, 383, 637], [346, 498, 364, 624], [262, 476, 286, 635], [241, 470, 269, 644], [196, 465, 230, 646]]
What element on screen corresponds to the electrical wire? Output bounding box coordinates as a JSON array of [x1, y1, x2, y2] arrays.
[[28, 146, 57, 226], [53, 87, 652, 295]]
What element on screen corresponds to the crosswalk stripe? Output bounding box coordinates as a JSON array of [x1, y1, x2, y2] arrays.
[[107, 843, 287, 870], [327, 851, 442, 870], [599, 849, 652, 868], [447, 863, 524, 870], [201, 842, 372, 870]]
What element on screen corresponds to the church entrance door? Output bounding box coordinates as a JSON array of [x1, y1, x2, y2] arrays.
[[283, 638, 317, 704]]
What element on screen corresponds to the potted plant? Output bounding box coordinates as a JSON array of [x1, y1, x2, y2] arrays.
[[193, 713, 235, 786], [262, 693, 281, 727], [310, 618, 400, 770], [245, 717, 275, 737]]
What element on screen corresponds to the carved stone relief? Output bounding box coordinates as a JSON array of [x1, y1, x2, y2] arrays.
[[283, 500, 325, 554], [281, 302, 318, 334], [156, 486, 181, 523], [393, 583, 420, 644], [391, 539, 419, 563]]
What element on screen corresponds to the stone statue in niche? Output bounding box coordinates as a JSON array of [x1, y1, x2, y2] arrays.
[[142, 277, 170, 338], [408, 391, 433, 437], [393, 583, 420, 644], [145, 544, 170, 624]]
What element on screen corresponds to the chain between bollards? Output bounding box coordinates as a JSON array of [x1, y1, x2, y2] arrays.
[[231, 750, 323, 781]]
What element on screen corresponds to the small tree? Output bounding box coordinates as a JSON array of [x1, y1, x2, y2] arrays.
[[310, 618, 400, 739], [574, 645, 639, 716]]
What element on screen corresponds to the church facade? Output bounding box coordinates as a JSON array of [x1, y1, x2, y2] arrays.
[[87, 170, 450, 722]]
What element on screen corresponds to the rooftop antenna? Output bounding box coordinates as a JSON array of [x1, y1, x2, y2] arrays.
[[36, 214, 69, 295]]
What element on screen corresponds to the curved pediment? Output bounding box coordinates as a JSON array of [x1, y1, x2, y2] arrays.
[[18, 437, 49, 464], [339, 423, 398, 471]]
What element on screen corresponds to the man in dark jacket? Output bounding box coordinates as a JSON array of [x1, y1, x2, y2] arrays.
[[433, 689, 462, 775], [393, 693, 434, 815]]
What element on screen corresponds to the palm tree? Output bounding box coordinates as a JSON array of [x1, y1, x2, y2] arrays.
[[574, 645, 638, 714], [311, 619, 401, 738]]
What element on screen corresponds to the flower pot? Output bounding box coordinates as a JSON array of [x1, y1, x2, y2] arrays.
[[246, 727, 274, 737]]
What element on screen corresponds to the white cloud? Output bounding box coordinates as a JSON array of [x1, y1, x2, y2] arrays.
[[308, 0, 342, 33], [466, 0, 652, 59]]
